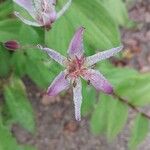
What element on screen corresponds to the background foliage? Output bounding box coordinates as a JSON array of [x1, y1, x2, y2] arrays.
[[0, 0, 149, 149]]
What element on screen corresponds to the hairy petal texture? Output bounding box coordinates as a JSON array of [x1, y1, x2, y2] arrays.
[[47, 71, 69, 96], [57, 0, 72, 19], [68, 27, 85, 58], [38, 45, 67, 66], [14, 12, 41, 26], [86, 46, 123, 67], [13, 0, 33, 11], [73, 78, 82, 121], [82, 69, 113, 94], [13, 0, 35, 17]]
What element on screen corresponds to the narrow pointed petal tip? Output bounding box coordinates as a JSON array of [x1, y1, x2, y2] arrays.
[[37, 44, 67, 66], [68, 27, 85, 58], [56, 0, 72, 19], [37, 44, 43, 50], [75, 116, 81, 121], [86, 45, 124, 67]]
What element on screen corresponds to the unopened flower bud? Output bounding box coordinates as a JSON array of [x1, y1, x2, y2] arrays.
[[3, 40, 20, 51]]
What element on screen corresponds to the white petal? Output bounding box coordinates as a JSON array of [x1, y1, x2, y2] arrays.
[[38, 45, 67, 66], [86, 46, 123, 67], [73, 78, 82, 121], [14, 12, 41, 27], [56, 0, 72, 19]]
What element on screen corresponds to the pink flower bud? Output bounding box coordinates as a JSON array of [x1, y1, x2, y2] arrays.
[[3, 40, 20, 51]]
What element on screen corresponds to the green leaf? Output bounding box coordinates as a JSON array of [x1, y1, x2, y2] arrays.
[[0, 114, 35, 150], [25, 57, 52, 88], [0, 0, 13, 19], [46, 0, 120, 56], [20, 145, 37, 150], [90, 94, 113, 134], [0, 47, 10, 77], [107, 99, 128, 139], [0, 119, 20, 150], [81, 81, 96, 116], [0, 19, 21, 41], [18, 24, 41, 44], [98, 62, 138, 87], [99, 0, 130, 26], [116, 74, 150, 106], [129, 114, 149, 150], [3, 77, 35, 133], [0, 19, 42, 44], [11, 51, 27, 77]]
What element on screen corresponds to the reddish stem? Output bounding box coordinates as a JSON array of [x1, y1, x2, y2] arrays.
[[113, 92, 150, 120]]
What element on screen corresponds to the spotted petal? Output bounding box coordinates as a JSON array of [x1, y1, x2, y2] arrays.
[[38, 45, 67, 66], [82, 69, 113, 94], [68, 27, 85, 58], [57, 0, 72, 19], [73, 78, 82, 121], [86, 46, 123, 67], [47, 71, 69, 96]]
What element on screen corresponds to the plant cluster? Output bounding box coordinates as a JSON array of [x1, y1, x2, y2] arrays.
[[0, 0, 150, 150]]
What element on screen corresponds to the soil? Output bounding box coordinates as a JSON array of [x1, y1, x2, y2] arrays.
[[12, 0, 150, 150]]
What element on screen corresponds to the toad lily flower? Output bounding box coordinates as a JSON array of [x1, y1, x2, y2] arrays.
[[38, 27, 123, 121], [13, 0, 72, 29]]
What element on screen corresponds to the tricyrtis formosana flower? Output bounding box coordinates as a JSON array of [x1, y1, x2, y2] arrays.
[[13, 0, 72, 29], [38, 27, 123, 121]]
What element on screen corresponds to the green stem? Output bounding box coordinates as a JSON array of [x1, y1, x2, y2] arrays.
[[113, 92, 150, 120]]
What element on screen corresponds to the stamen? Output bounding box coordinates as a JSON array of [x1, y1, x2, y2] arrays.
[[73, 80, 77, 87], [67, 56, 72, 61], [65, 74, 69, 79], [87, 80, 91, 85]]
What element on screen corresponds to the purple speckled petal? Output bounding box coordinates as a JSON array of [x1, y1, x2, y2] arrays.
[[13, 0, 34, 13], [38, 45, 67, 66], [86, 46, 123, 67], [47, 71, 70, 96], [68, 27, 85, 58], [56, 0, 72, 19], [73, 78, 82, 121], [82, 69, 113, 94]]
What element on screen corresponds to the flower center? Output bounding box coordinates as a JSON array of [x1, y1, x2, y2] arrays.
[[67, 56, 86, 79]]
